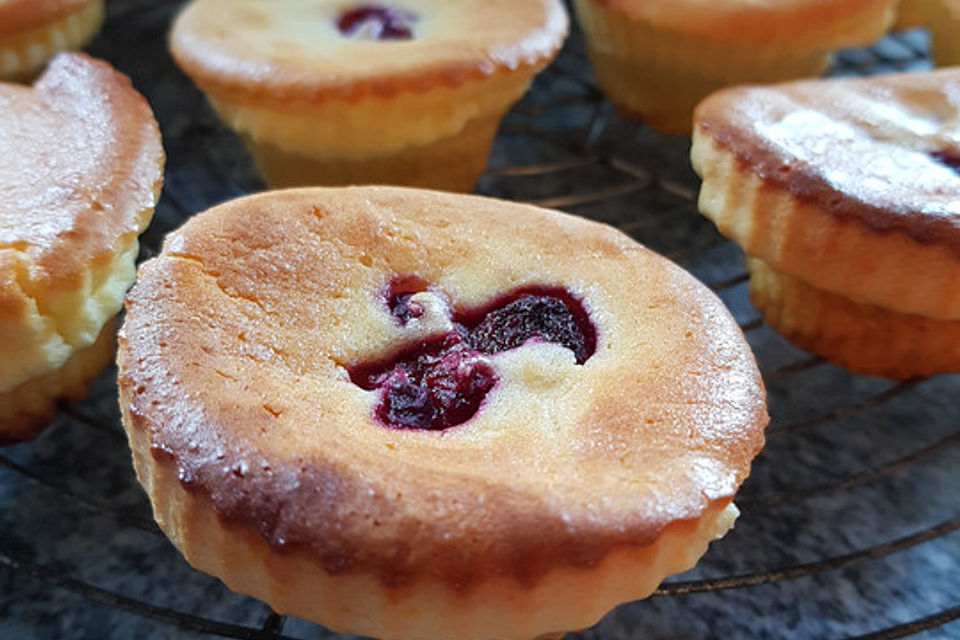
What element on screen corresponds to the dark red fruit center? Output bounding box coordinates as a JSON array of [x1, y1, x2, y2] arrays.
[[350, 283, 597, 431], [463, 290, 595, 365], [386, 274, 430, 324], [930, 149, 960, 174], [336, 4, 417, 40], [351, 333, 498, 431]]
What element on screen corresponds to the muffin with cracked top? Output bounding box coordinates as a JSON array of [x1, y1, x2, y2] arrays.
[[118, 186, 767, 640]]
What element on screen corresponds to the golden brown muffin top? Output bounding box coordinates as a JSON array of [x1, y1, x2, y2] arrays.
[[0, 53, 164, 292], [0, 0, 90, 37], [694, 68, 960, 253], [168, 0, 568, 103], [118, 187, 766, 590], [586, 0, 894, 41]]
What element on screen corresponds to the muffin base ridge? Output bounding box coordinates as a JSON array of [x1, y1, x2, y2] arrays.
[[748, 258, 960, 379], [0, 0, 104, 81], [244, 115, 500, 191], [0, 318, 116, 443], [691, 131, 960, 320], [123, 400, 739, 640]]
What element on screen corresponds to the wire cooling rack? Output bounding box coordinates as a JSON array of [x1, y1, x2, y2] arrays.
[[1, 2, 958, 639]]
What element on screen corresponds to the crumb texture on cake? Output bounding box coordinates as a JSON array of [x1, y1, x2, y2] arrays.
[[119, 187, 767, 592], [0, 52, 164, 393]]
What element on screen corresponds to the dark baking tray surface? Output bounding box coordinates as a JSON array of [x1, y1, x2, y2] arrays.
[[2, 2, 958, 638]]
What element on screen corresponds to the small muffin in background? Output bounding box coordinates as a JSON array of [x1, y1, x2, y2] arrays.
[[118, 186, 767, 640], [169, 0, 568, 192], [573, 0, 898, 135], [894, 0, 960, 66], [0, 0, 104, 81], [692, 68, 960, 379], [893, 0, 927, 28], [0, 53, 164, 442]]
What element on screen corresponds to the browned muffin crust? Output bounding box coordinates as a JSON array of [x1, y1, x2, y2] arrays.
[[0, 0, 91, 37], [119, 187, 767, 590], [0, 52, 164, 293], [694, 68, 960, 253]]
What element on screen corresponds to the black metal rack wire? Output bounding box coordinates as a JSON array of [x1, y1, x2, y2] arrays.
[[1, 2, 958, 639]]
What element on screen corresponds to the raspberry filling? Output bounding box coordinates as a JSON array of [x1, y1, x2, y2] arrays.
[[350, 284, 597, 431], [386, 274, 430, 324], [463, 290, 595, 365], [336, 5, 418, 40], [352, 333, 498, 431], [930, 149, 960, 174]]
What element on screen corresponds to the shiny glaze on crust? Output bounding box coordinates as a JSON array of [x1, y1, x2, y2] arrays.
[[695, 68, 960, 253], [118, 187, 767, 589], [0, 53, 164, 291], [169, 0, 569, 103]]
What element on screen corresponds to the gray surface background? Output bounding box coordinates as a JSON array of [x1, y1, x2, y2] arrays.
[[1, 1, 958, 639]]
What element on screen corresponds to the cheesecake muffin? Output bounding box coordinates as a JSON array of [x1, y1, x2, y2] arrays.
[[692, 68, 960, 379], [0, 52, 164, 441], [573, 0, 897, 134], [0, 0, 104, 81], [118, 187, 767, 640], [169, 0, 568, 191]]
